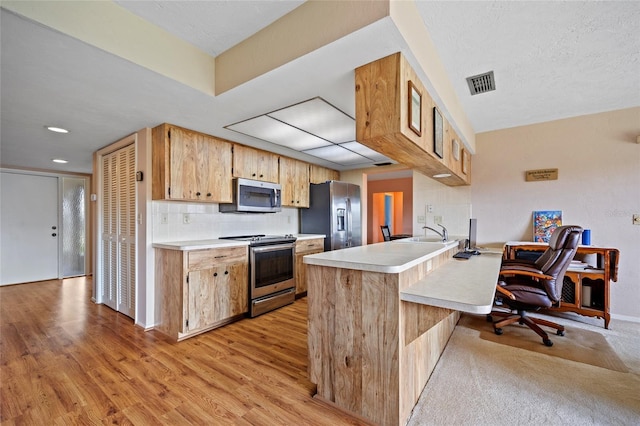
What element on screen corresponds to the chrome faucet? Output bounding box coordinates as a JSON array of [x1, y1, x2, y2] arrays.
[[422, 224, 448, 242]]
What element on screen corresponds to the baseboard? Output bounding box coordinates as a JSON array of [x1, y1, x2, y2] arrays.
[[611, 313, 640, 324]]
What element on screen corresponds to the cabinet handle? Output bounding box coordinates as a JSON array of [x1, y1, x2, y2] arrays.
[[196, 192, 201, 196], [213, 272, 218, 277], [224, 270, 229, 275], [214, 255, 227, 259], [52, 233, 57, 237], [207, 193, 212, 197], [259, 174, 263, 178], [252, 173, 256, 177]]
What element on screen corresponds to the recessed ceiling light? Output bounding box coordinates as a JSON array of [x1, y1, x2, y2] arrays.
[[433, 173, 451, 178], [46, 126, 69, 133], [52, 159, 68, 164]]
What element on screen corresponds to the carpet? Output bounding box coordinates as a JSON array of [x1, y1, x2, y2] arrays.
[[459, 313, 628, 373]]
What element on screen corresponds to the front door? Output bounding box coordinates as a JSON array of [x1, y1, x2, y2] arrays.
[[1, 172, 59, 285]]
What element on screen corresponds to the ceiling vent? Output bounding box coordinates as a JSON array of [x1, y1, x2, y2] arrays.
[[466, 71, 495, 96]]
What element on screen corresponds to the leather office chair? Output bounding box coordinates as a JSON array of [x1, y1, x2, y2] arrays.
[[488, 225, 583, 346], [380, 225, 391, 241]]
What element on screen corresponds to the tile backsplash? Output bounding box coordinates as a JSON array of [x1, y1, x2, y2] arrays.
[[152, 201, 300, 242]]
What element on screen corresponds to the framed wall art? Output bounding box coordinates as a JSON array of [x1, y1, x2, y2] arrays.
[[408, 81, 422, 136], [533, 210, 562, 242], [452, 139, 460, 161], [462, 149, 469, 174], [433, 107, 443, 158]]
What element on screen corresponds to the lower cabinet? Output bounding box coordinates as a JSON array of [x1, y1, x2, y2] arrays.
[[295, 238, 324, 296], [155, 246, 248, 341]]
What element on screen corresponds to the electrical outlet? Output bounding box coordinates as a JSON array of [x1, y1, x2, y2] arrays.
[[183, 213, 191, 224], [434, 215, 443, 224], [633, 214, 640, 225], [417, 215, 425, 223], [160, 213, 168, 224]]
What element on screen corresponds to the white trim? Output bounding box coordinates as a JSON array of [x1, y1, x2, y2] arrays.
[[611, 313, 640, 324]]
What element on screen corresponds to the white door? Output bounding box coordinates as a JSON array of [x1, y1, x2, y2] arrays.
[[1, 172, 59, 285], [100, 144, 136, 318]]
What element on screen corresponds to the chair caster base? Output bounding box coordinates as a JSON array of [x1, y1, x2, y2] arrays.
[[486, 315, 493, 322], [494, 328, 503, 335], [557, 330, 565, 336], [543, 338, 553, 347]]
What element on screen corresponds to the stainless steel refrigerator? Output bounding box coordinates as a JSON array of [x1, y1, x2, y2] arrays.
[[300, 181, 361, 251]]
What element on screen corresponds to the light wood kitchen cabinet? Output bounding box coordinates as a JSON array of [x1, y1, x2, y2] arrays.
[[309, 164, 339, 184], [355, 52, 470, 186], [279, 156, 310, 207], [155, 245, 248, 341], [152, 123, 233, 202], [294, 238, 324, 296], [232, 144, 279, 183]]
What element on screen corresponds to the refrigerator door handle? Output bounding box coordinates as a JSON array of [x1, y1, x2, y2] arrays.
[[346, 197, 352, 247]]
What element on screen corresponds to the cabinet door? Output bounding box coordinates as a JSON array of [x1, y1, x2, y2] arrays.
[[310, 164, 339, 184], [168, 126, 199, 200], [295, 248, 323, 295], [295, 238, 324, 295], [201, 135, 233, 203], [233, 145, 279, 183], [295, 160, 310, 208], [280, 157, 310, 207], [186, 262, 248, 332], [255, 150, 279, 183], [154, 125, 232, 202]]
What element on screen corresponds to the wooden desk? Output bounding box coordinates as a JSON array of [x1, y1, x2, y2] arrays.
[[504, 242, 619, 328]]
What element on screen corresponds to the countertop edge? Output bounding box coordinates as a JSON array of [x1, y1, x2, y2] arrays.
[[303, 241, 458, 273]]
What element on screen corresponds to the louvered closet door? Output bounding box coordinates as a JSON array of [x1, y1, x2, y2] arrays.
[[100, 143, 136, 318], [102, 152, 118, 310], [117, 145, 136, 318]]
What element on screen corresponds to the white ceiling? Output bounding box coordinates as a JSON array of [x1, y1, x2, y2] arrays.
[[1, 1, 638, 175]]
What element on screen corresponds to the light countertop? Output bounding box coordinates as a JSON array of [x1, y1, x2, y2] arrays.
[[303, 240, 459, 273], [400, 250, 503, 314], [153, 234, 325, 251]]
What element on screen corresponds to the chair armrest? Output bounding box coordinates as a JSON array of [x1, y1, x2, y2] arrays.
[[496, 285, 516, 300], [500, 265, 554, 280]]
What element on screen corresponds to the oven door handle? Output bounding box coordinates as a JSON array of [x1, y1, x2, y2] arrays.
[[251, 243, 295, 253]]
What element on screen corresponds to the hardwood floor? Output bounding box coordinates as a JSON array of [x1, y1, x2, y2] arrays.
[[0, 277, 368, 425]]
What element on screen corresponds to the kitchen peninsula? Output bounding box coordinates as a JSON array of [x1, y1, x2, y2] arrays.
[[304, 240, 502, 425]]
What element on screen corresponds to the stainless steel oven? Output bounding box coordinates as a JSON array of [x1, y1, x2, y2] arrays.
[[220, 235, 296, 317]]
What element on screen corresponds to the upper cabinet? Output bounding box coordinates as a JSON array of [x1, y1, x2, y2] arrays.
[[279, 157, 310, 208], [309, 164, 340, 184], [152, 124, 233, 202], [355, 53, 471, 186], [232, 144, 279, 183]]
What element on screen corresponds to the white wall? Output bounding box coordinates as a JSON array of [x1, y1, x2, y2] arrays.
[[412, 172, 472, 239], [473, 107, 640, 322]]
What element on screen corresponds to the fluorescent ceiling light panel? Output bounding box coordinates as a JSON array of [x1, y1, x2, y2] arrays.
[[339, 141, 392, 162], [227, 115, 331, 150], [268, 97, 355, 143], [303, 145, 371, 166]]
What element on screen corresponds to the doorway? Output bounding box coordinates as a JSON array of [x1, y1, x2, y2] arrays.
[[367, 170, 413, 244], [372, 192, 405, 243]]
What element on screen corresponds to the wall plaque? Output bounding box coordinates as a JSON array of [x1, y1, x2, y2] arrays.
[[526, 168, 558, 182]]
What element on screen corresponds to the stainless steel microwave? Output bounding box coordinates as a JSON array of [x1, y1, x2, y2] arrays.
[[219, 178, 282, 213]]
